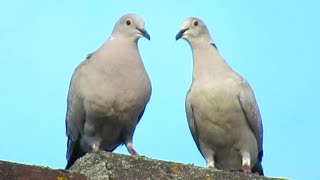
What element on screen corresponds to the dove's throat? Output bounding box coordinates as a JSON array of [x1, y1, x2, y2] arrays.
[[191, 45, 230, 81]]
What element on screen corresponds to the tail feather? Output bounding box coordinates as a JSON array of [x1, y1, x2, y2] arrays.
[[252, 161, 264, 176], [252, 151, 264, 176], [65, 138, 85, 169]]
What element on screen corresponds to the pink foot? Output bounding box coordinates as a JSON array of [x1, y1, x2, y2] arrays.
[[126, 143, 139, 156], [243, 164, 251, 174]]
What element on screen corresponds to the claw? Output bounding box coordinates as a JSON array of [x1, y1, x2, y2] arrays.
[[243, 164, 251, 174]]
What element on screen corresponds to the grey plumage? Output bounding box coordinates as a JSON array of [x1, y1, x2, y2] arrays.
[[176, 17, 264, 175], [65, 13, 151, 169]]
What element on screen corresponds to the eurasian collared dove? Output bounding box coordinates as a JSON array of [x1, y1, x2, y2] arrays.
[[65, 13, 151, 169], [176, 17, 264, 175]]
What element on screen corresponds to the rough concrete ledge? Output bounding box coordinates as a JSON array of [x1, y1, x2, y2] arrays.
[[0, 152, 287, 180], [0, 160, 86, 180], [69, 151, 286, 180]]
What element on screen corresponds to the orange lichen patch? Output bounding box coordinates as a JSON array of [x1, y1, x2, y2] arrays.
[[170, 163, 183, 174], [57, 177, 67, 180]]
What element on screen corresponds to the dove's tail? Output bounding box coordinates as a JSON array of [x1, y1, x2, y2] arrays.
[[252, 162, 264, 176], [252, 151, 264, 176], [65, 138, 85, 169]]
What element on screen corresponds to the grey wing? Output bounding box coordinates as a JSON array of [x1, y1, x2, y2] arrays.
[[65, 64, 86, 161], [238, 80, 263, 153], [136, 86, 152, 124], [185, 90, 202, 153]]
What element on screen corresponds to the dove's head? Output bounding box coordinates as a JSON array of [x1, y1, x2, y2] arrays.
[[112, 13, 150, 41], [176, 17, 213, 45]]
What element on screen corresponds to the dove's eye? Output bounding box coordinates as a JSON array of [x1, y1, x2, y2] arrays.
[[126, 19, 131, 26], [194, 20, 199, 26]]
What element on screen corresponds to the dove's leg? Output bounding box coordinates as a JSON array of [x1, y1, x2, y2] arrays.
[[206, 158, 215, 168], [200, 144, 217, 169], [241, 152, 252, 174], [92, 143, 100, 152], [125, 142, 139, 156]]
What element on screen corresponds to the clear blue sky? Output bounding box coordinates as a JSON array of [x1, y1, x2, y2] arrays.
[[0, 1, 319, 179]]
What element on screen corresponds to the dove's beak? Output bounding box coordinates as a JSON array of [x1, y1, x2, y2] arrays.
[[137, 28, 150, 40], [176, 29, 188, 40]]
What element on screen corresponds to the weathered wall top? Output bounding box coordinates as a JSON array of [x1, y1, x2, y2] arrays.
[[70, 151, 284, 180], [0, 152, 287, 180]]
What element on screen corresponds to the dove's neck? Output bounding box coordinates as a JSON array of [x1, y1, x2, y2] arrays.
[[101, 36, 139, 55], [95, 37, 142, 69], [190, 42, 230, 81], [111, 32, 139, 43]]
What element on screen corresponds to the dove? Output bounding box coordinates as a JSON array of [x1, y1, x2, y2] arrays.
[[176, 17, 264, 175], [65, 13, 151, 169]]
